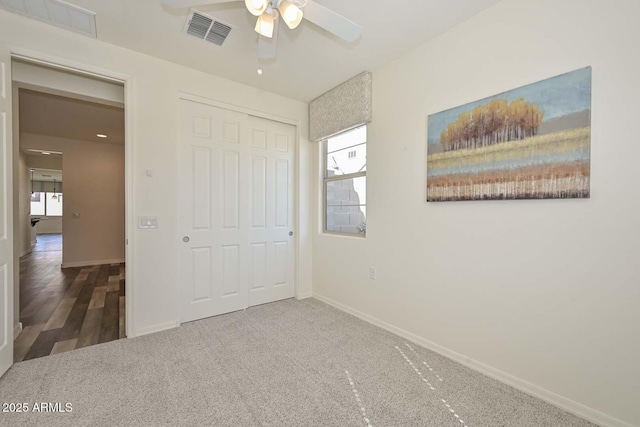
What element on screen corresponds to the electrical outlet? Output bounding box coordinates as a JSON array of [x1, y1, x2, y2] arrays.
[[369, 267, 376, 280]]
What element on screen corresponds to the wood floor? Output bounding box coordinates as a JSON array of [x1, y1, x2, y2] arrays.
[[14, 234, 125, 362]]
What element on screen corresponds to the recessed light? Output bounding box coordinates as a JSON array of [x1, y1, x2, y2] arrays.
[[42, 152, 51, 155], [97, 134, 108, 138], [257, 68, 263, 76]]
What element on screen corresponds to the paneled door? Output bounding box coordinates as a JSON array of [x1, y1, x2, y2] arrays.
[[178, 100, 295, 323], [247, 116, 295, 307], [0, 45, 14, 377]]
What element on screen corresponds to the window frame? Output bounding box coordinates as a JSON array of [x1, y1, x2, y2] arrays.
[[30, 191, 63, 217], [322, 125, 367, 237], [45, 192, 63, 217], [30, 191, 46, 216]]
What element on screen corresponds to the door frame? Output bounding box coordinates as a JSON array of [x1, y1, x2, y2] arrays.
[[8, 46, 136, 338], [177, 91, 303, 317]]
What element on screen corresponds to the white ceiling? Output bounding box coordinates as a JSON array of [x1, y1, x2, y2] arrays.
[[19, 89, 125, 144], [58, 0, 502, 102]]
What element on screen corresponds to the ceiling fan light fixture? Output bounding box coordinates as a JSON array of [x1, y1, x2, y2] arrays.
[[254, 12, 275, 38], [278, 1, 303, 29], [245, 0, 268, 17]]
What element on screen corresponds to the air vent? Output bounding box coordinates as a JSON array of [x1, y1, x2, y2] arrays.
[[184, 10, 232, 47], [0, 0, 97, 38], [206, 21, 232, 46], [186, 12, 211, 39]]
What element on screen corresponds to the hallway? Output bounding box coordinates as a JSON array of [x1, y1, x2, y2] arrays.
[[14, 234, 125, 362]]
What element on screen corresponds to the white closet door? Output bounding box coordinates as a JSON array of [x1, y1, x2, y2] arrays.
[[0, 44, 14, 377], [179, 100, 295, 323], [179, 100, 249, 322], [247, 116, 295, 307]]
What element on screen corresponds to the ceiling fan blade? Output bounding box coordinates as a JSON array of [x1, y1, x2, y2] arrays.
[[258, 19, 278, 60], [302, 0, 362, 43], [163, 0, 241, 9]]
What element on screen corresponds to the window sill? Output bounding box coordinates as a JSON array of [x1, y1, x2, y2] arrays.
[[321, 231, 366, 239]]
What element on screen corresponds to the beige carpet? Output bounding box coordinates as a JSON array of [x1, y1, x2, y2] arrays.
[[0, 298, 595, 426]]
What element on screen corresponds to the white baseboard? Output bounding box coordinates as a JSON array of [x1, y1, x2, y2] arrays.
[[13, 322, 23, 340], [61, 258, 125, 268], [134, 321, 180, 338], [296, 292, 313, 300], [313, 293, 632, 427]]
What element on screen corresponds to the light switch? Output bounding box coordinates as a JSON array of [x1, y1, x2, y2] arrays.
[[138, 216, 159, 229]]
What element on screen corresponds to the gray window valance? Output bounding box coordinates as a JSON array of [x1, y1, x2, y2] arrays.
[[309, 71, 372, 142]]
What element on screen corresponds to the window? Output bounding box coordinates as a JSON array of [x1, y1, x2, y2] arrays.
[[30, 191, 63, 216], [324, 125, 366, 235], [46, 192, 63, 216], [30, 192, 45, 216]]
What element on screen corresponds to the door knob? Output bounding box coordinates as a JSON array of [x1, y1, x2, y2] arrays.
[[289, 231, 293, 236], [183, 236, 190, 243]]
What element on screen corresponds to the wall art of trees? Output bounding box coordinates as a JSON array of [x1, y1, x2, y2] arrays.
[[427, 67, 592, 202], [439, 98, 544, 152]]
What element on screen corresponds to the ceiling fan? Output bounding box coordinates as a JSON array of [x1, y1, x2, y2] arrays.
[[163, 0, 362, 60]]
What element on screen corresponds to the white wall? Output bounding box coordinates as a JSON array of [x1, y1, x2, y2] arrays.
[[312, 0, 640, 426], [24, 153, 62, 170], [0, 9, 312, 337], [22, 134, 124, 267]]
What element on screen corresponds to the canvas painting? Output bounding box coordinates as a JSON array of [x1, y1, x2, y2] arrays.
[[427, 67, 591, 202]]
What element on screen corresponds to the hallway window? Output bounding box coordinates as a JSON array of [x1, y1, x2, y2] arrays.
[[30, 192, 45, 215], [31, 191, 63, 216], [46, 192, 63, 216]]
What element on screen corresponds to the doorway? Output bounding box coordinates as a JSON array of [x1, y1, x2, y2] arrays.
[[11, 60, 127, 361]]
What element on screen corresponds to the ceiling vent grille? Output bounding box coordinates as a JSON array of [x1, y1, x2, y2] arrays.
[[0, 0, 97, 38], [184, 10, 232, 47]]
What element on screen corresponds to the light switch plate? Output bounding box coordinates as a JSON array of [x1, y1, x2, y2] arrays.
[[138, 216, 158, 229]]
